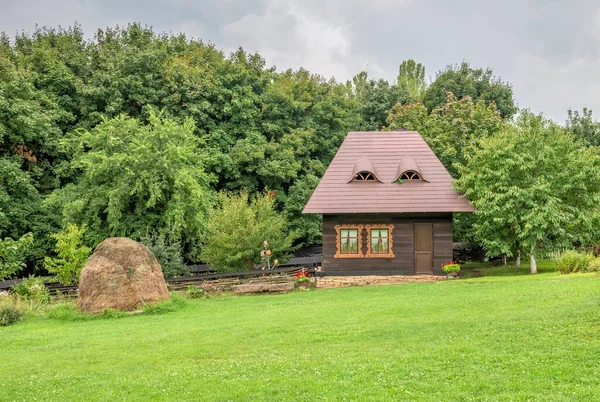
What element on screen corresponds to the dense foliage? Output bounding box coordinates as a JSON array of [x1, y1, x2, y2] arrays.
[[200, 191, 299, 272], [423, 62, 517, 118], [140, 231, 189, 279], [566, 108, 600, 147], [0, 233, 33, 280], [46, 112, 214, 252]]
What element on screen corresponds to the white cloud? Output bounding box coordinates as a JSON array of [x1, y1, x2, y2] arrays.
[[221, 0, 388, 80]]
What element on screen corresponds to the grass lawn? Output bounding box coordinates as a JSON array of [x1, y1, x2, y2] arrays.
[[2, 270, 600, 401]]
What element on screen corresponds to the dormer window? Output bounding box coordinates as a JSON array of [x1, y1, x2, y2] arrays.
[[394, 156, 426, 183], [399, 170, 422, 180], [349, 157, 382, 183], [353, 171, 377, 181]]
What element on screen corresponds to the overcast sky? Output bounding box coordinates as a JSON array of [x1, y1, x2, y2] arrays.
[[2, 0, 598, 122]]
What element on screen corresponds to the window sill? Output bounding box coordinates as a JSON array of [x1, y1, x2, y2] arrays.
[[334, 254, 364, 259], [365, 253, 395, 258]]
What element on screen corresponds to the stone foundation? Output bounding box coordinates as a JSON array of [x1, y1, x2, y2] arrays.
[[317, 275, 444, 289]]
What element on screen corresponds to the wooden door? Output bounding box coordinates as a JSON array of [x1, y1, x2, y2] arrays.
[[414, 223, 433, 274]]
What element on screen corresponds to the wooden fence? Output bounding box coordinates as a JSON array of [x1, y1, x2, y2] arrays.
[[0, 265, 316, 296]]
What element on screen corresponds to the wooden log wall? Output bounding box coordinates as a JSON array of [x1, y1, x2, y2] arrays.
[[322, 213, 453, 275]]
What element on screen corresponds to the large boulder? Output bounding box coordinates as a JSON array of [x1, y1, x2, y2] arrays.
[[77, 237, 169, 313]]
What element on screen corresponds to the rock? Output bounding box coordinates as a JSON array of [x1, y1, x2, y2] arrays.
[[77, 237, 169, 313], [231, 282, 295, 294]]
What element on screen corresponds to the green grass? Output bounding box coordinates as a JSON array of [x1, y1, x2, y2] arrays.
[[460, 258, 556, 278], [2, 272, 600, 401]]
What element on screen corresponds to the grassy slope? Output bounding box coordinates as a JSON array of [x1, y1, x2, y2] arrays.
[[2, 272, 599, 401]]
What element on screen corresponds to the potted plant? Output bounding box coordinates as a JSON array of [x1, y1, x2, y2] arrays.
[[442, 260, 461, 278], [295, 270, 312, 289]]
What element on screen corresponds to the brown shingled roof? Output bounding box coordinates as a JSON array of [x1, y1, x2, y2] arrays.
[[302, 131, 474, 214]]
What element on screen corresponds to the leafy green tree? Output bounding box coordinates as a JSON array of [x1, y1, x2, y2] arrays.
[[566, 108, 600, 147], [201, 191, 299, 272], [283, 174, 322, 245], [47, 112, 214, 251], [455, 111, 600, 273], [0, 158, 41, 239], [397, 59, 426, 102], [44, 224, 91, 285], [423, 62, 517, 118], [0, 233, 33, 280], [350, 74, 398, 131]]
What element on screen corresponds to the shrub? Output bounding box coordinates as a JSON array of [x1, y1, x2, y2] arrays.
[[0, 233, 34, 280], [140, 231, 190, 278], [554, 250, 595, 274], [201, 191, 299, 272], [0, 303, 22, 326], [44, 224, 92, 285], [11, 276, 50, 304], [441, 261, 461, 274], [576, 253, 595, 272], [586, 258, 600, 272], [186, 285, 206, 299]]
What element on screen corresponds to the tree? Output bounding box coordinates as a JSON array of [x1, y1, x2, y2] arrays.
[[455, 111, 600, 273], [0, 158, 41, 240], [46, 112, 214, 252], [423, 62, 517, 118], [283, 174, 322, 245], [200, 191, 299, 272], [44, 224, 91, 285], [566, 108, 600, 147], [0, 233, 33, 280], [397, 59, 426, 102]]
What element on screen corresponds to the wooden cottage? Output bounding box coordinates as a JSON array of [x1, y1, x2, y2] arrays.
[[302, 131, 474, 276]]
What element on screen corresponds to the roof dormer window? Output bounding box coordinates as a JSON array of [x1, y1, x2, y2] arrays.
[[353, 171, 377, 181], [349, 157, 382, 183], [399, 170, 422, 180], [394, 156, 426, 183]]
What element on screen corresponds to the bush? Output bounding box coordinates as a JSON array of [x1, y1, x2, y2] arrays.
[[554, 250, 595, 274], [140, 231, 190, 278], [11, 276, 50, 304], [587, 258, 600, 272], [186, 285, 206, 299], [44, 224, 92, 285], [0, 303, 22, 326], [201, 191, 299, 272]]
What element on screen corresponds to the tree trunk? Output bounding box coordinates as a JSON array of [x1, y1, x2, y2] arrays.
[[530, 251, 537, 274], [516, 250, 521, 270], [502, 254, 507, 266]]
